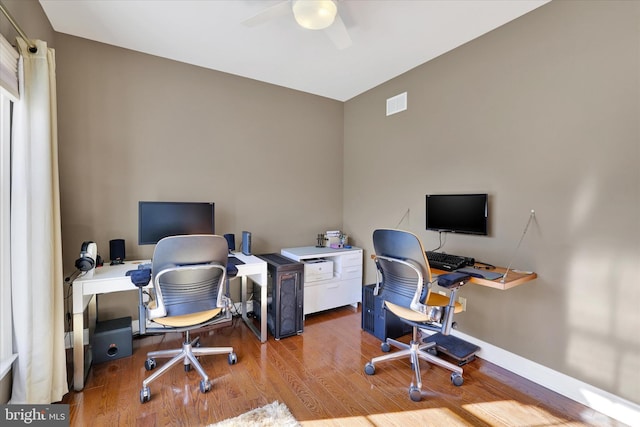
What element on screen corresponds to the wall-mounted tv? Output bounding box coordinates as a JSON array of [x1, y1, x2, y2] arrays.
[[425, 194, 488, 235], [138, 201, 215, 245]]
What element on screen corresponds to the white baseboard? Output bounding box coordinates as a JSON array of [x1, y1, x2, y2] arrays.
[[447, 329, 640, 427], [231, 301, 250, 315]]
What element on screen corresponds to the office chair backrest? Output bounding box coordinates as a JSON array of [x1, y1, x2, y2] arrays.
[[151, 234, 228, 317], [372, 229, 432, 305]]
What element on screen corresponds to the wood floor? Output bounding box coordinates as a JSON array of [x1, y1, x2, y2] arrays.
[[62, 306, 621, 426]]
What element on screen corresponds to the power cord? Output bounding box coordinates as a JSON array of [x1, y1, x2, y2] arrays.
[[63, 279, 74, 349], [429, 231, 447, 252]]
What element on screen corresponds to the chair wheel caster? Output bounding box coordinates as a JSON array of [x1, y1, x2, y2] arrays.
[[381, 342, 391, 352], [409, 385, 422, 402], [184, 363, 191, 372], [451, 372, 464, 386], [140, 386, 151, 403], [144, 358, 156, 371], [199, 379, 212, 393], [426, 347, 437, 356], [364, 363, 375, 375], [228, 352, 238, 365]]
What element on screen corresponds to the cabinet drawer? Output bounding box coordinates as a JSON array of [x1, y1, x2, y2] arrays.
[[303, 279, 361, 315], [336, 265, 361, 280], [333, 251, 362, 271], [303, 259, 333, 282]]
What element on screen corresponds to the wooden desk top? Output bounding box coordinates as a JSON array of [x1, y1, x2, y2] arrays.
[[369, 254, 537, 290], [432, 266, 537, 290]]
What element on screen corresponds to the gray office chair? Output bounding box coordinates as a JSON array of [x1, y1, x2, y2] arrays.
[[364, 229, 470, 401], [134, 234, 237, 404]]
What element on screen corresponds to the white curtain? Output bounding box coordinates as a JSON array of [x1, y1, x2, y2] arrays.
[[9, 38, 67, 404]]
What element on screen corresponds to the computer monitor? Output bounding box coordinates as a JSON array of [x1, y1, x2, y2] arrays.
[[425, 194, 488, 235], [138, 201, 215, 245]]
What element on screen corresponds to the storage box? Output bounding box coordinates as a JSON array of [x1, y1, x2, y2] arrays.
[[92, 316, 132, 364], [303, 258, 333, 282], [324, 230, 344, 248]]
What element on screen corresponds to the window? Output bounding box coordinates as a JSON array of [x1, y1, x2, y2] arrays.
[[0, 32, 19, 380], [0, 91, 15, 378]]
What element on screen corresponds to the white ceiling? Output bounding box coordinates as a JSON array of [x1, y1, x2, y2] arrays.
[[39, 0, 549, 102]]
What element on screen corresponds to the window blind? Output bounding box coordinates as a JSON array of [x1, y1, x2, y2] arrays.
[[0, 34, 19, 99]]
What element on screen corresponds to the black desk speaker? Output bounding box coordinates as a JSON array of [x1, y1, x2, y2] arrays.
[[109, 239, 125, 264], [224, 233, 236, 252]]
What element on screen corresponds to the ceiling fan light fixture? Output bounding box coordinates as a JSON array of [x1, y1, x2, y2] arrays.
[[292, 0, 337, 30]]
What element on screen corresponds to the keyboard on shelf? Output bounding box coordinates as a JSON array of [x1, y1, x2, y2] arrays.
[[425, 251, 468, 271]]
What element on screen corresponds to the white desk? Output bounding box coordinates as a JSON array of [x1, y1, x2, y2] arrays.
[[71, 252, 267, 391]]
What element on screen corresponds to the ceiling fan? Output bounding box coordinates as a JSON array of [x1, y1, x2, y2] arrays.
[[243, 0, 353, 50]]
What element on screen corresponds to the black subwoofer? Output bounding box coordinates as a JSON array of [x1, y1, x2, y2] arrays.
[[92, 316, 132, 364]]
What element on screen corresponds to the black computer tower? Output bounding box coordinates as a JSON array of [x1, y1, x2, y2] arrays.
[[256, 253, 304, 339], [362, 284, 412, 341]]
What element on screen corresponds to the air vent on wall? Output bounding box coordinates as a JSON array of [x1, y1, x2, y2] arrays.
[[386, 92, 407, 116]]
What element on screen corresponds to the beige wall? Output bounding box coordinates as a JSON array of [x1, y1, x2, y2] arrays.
[[54, 34, 344, 317], [55, 35, 344, 256], [344, 0, 639, 403]]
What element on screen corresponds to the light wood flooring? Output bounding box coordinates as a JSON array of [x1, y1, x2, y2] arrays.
[[62, 306, 622, 426]]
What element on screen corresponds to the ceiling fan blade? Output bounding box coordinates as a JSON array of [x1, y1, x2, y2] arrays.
[[324, 13, 352, 50], [242, 1, 291, 27]]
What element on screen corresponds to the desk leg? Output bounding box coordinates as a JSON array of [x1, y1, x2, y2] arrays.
[[240, 276, 267, 343], [260, 277, 267, 342], [72, 295, 96, 391], [72, 312, 84, 391], [241, 276, 248, 327]]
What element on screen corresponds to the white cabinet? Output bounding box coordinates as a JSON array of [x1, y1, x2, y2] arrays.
[[280, 246, 363, 316]]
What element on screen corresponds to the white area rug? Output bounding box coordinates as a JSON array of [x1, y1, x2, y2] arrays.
[[209, 401, 300, 427]]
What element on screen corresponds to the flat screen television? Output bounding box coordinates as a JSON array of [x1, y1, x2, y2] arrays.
[[138, 201, 215, 245], [425, 194, 488, 235]]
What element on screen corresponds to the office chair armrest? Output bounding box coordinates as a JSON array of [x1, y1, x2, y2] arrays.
[[126, 268, 152, 287], [437, 272, 471, 289], [127, 268, 152, 335]]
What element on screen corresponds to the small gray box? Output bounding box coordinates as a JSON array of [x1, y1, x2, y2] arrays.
[[92, 316, 132, 364]]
